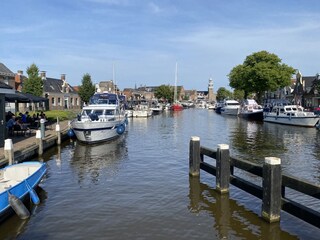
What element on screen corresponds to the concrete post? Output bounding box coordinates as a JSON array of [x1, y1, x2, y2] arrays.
[[40, 119, 45, 138], [36, 130, 43, 156], [216, 144, 230, 194], [261, 157, 282, 223], [189, 136, 200, 177], [4, 139, 14, 165]]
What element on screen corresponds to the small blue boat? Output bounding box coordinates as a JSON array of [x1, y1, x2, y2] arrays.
[[0, 161, 47, 222]]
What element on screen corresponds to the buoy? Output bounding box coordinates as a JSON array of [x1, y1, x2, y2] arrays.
[[116, 124, 125, 135], [8, 192, 30, 219], [67, 129, 75, 138], [25, 181, 40, 205]]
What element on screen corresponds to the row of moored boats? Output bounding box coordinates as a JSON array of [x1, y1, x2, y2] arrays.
[[214, 99, 320, 128]]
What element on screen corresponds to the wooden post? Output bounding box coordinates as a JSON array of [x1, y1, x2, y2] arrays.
[[4, 139, 14, 165], [216, 144, 230, 194], [261, 157, 282, 223], [56, 123, 61, 145], [189, 136, 200, 177], [36, 130, 43, 156]]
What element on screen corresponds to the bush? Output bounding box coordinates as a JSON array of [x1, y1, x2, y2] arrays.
[[40, 110, 78, 121]]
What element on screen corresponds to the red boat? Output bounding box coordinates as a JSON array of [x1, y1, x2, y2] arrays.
[[171, 103, 183, 111]]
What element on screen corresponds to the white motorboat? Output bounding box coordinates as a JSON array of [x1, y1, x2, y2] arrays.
[[70, 92, 128, 144], [263, 105, 319, 127], [239, 99, 264, 121], [220, 99, 240, 116], [132, 102, 153, 118]]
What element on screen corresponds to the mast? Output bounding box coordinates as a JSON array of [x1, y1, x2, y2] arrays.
[[174, 62, 178, 103], [113, 62, 116, 94]]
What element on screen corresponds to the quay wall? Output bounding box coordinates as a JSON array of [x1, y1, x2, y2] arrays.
[[0, 121, 70, 167]]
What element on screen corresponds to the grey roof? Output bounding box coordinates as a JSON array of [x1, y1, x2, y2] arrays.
[[0, 81, 13, 89], [43, 77, 77, 94], [0, 63, 15, 77]]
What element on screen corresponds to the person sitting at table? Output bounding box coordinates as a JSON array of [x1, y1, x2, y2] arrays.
[[6, 115, 16, 136]]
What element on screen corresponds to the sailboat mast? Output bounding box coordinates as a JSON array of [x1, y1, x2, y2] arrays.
[[112, 62, 116, 94], [174, 62, 178, 103]]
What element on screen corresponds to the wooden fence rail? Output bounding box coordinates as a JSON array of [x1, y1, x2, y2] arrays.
[[189, 136, 320, 228]]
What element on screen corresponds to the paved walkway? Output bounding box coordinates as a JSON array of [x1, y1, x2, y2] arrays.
[[0, 120, 70, 163]]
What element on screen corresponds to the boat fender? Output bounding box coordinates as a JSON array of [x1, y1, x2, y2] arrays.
[[8, 192, 30, 219], [116, 124, 125, 135], [67, 129, 75, 138], [25, 180, 40, 205]]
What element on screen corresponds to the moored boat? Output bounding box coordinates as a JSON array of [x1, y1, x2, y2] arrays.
[[220, 99, 240, 116], [70, 92, 128, 143], [0, 161, 47, 222], [263, 105, 319, 127], [171, 62, 184, 111], [239, 99, 264, 121]]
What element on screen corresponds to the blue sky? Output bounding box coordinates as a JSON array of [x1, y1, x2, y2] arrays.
[[1, 0, 320, 91]]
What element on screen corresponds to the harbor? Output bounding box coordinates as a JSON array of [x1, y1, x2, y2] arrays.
[[1, 109, 320, 239]]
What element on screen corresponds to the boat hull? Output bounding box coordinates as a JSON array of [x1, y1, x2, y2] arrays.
[[220, 107, 239, 116], [171, 104, 183, 111], [71, 117, 127, 144], [263, 115, 319, 127], [0, 162, 47, 222], [239, 110, 264, 121]]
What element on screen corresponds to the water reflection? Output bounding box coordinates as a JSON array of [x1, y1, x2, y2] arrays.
[[188, 177, 299, 240], [70, 136, 128, 186]]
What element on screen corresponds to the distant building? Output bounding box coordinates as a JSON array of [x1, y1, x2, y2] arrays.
[[42, 72, 81, 110]]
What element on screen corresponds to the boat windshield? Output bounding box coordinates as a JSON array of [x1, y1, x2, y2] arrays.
[[90, 93, 119, 104]]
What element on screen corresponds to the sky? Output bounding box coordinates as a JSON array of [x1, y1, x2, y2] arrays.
[[1, 0, 320, 91]]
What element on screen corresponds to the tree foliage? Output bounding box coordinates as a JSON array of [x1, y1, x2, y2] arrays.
[[228, 51, 295, 101], [78, 73, 96, 104], [154, 85, 173, 102], [216, 87, 233, 101], [23, 63, 43, 97]]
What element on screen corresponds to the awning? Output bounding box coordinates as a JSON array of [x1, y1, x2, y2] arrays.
[[5, 92, 30, 103], [5, 91, 48, 103], [20, 92, 48, 103]]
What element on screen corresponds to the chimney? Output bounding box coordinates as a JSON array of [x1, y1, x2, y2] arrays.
[[17, 70, 23, 75], [61, 74, 66, 81], [40, 71, 46, 80]]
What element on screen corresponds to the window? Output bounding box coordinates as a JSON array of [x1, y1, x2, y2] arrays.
[[52, 97, 55, 105], [58, 97, 61, 106]]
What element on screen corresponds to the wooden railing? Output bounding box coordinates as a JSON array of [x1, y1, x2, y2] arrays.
[[189, 136, 320, 228]]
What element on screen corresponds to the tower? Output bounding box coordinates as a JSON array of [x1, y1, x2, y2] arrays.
[[208, 77, 216, 102]]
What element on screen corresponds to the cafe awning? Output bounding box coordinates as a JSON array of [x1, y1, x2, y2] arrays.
[[5, 91, 30, 103], [5, 91, 48, 103]]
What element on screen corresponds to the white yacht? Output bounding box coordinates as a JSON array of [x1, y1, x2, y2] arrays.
[[220, 99, 240, 116], [70, 92, 128, 144], [264, 105, 319, 127]]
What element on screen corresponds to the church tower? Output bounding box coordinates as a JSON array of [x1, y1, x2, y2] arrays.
[[208, 77, 216, 102]]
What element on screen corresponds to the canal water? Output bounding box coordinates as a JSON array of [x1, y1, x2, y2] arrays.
[[1, 109, 320, 239]]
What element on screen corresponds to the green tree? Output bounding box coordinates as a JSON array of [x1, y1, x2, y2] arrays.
[[228, 50, 295, 101], [23, 63, 43, 97], [154, 85, 173, 103], [216, 87, 233, 101], [233, 89, 245, 101], [78, 73, 95, 104]]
